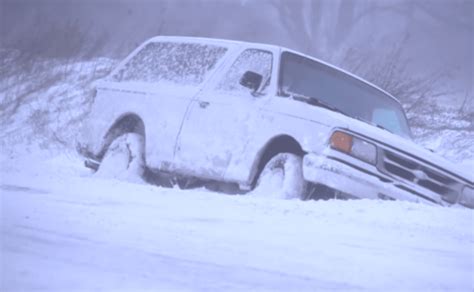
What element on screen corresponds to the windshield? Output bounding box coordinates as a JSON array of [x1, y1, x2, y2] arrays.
[[279, 52, 412, 139]]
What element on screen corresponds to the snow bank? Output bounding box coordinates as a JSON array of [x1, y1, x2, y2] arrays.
[[0, 55, 116, 158], [1, 154, 473, 291]]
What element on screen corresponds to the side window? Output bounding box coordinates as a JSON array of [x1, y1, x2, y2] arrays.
[[111, 42, 227, 86], [216, 49, 272, 94]]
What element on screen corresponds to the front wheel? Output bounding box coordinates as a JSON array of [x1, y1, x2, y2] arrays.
[[251, 153, 306, 199], [95, 133, 145, 182]]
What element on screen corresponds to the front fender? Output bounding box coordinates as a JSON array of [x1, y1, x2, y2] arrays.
[[223, 109, 334, 187]]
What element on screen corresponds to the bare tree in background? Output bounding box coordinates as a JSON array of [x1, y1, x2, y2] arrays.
[[1, 0, 471, 122], [269, 0, 473, 139], [341, 33, 453, 113], [269, 0, 350, 59]]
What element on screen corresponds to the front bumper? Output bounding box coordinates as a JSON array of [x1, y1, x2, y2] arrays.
[[303, 151, 445, 206]]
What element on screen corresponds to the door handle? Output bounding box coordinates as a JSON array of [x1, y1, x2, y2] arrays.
[[199, 101, 210, 109]]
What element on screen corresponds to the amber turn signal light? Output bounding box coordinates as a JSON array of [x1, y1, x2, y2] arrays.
[[330, 131, 353, 153]]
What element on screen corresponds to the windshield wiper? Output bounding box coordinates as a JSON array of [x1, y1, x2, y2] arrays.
[[287, 92, 347, 116], [374, 123, 390, 132], [285, 91, 397, 136], [351, 115, 394, 135]]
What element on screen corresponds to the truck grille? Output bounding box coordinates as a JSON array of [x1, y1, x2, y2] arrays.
[[380, 150, 459, 200]]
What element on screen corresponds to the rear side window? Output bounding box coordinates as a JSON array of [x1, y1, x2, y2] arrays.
[[112, 42, 228, 86]]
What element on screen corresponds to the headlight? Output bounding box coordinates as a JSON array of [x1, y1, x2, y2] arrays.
[[459, 186, 474, 208], [330, 131, 377, 165]]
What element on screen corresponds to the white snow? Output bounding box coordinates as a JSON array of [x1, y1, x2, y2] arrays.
[[1, 152, 473, 291], [1, 54, 473, 291]]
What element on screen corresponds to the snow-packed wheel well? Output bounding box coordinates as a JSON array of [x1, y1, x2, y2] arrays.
[[250, 135, 305, 187], [99, 113, 146, 159]]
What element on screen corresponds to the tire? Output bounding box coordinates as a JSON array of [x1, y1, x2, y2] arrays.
[[251, 153, 306, 199], [95, 133, 145, 182]]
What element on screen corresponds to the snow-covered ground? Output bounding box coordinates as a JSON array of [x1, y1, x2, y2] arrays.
[[1, 152, 473, 291]]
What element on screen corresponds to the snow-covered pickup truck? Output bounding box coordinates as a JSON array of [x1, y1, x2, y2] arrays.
[[78, 36, 473, 208]]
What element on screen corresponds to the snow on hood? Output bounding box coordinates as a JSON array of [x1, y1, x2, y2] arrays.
[[349, 119, 471, 181], [292, 103, 472, 182]]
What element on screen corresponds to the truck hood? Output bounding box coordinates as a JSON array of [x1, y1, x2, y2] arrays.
[[328, 109, 471, 183], [344, 116, 472, 183], [269, 98, 472, 183]]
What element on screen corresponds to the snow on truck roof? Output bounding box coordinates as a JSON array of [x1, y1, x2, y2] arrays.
[[147, 36, 401, 104]]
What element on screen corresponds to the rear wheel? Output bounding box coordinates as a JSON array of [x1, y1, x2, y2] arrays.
[[251, 153, 306, 199], [95, 133, 145, 182]]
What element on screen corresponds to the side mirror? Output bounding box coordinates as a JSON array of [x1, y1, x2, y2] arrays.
[[239, 71, 263, 92]]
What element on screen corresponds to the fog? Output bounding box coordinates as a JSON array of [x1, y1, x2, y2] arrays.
[[1, 0, 472, 105]]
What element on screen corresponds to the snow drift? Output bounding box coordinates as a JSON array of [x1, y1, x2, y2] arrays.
[[1, 153, 473, 291]]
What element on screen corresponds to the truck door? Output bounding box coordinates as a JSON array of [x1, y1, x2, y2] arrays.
[[175, 49, 274, 179]]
